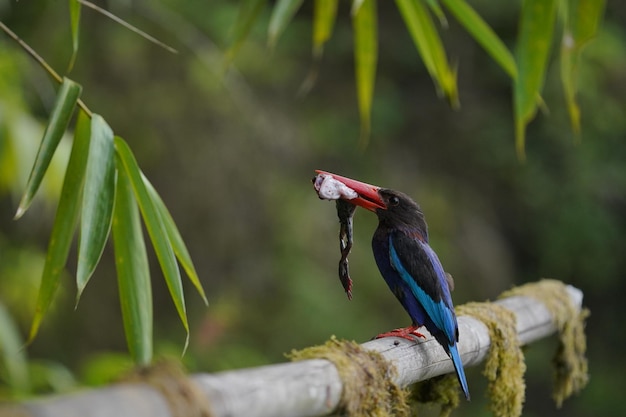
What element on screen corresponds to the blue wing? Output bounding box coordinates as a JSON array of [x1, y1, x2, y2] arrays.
[[388, 234, 457, 344], [388, 232, 469, 399]]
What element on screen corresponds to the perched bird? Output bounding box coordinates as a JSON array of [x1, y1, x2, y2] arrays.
[[315, 170, 470, 400]]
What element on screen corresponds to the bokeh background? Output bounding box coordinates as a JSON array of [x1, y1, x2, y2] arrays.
[[1, 1, 625, 416]]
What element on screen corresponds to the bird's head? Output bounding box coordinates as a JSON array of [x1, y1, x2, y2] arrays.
[[314, 170, 427, 231]]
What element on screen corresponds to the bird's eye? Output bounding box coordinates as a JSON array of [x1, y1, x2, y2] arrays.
[[389, 196, 400, 207]]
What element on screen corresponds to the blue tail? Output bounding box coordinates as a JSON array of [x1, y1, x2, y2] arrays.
[[448, 344, 470, 400]]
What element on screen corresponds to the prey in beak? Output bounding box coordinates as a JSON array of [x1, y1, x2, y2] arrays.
[[312, 170, 386, 212], [311, 170, 387, 300]]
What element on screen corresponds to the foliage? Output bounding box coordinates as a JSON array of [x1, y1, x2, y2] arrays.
[[0, 301, 29, 397], [229, 0, 605, 157], [0, 2, 624, 417], [0, 12, 207, 368]]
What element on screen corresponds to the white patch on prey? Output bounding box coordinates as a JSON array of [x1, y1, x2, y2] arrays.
[[313, 174, 358, 200]]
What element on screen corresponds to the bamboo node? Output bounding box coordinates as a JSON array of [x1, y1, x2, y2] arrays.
[[458, 301, 526, 417], [123, 360, 214, 417], [500, 278, 589, 407], [287, 336, 410, 417]]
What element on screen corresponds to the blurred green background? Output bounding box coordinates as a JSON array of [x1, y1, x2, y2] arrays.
[[1, 1, 625, 416]]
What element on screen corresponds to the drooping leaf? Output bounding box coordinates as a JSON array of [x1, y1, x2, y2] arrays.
[[425, 0, 448, 28], [113, 162, 152, 365], [76, 115, 116, 304], [15, 77, 82, 219], [0, 302, 30, 395], [353, 0, 378, 144], [68, 0, 81, 72], [313, 0, 339, 57], [114, 136, 189, 352], [143, 174, 207, 305], [514, 0, 558, 159], [27, 110, 91, 344], [225, 0, 267, 67], [395, 0, 458, 105], [268, 0, 305, 48], [351, 0, 365, 15], [442, 0, 517, 79], [561, 0, 606, 135]]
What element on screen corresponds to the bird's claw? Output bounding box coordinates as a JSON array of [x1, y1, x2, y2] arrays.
[[375, 325, 426, 341]]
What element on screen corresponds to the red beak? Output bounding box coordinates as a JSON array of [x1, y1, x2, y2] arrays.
[[315, 170, 386, 212]]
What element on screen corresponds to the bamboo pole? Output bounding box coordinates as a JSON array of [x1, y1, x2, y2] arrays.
[[0, 283, 583, 417]]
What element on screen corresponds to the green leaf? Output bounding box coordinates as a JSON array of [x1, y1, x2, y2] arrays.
[[441, 0, 517, 79], [425, 0, 449, 28], [27, 360, 76, 393], [561, 0, 606, 135], [353, 0, 378, 144], [76, 115, 116, 304], [28, 110, 91, 344], [114, 136, 189, 352], [225, 0, 267, 67], [313, 0, 339, 57], [351, 0, 365, 15], [268, 0, 305, 48], [68, 0, 81, 72], [395, 0, 458, 105], [143, 174, 208, 305], [15, 77, 82, 219], [113, 162, 152, 365], [0, 302, 30, 395], [513, 0, 558, 160]]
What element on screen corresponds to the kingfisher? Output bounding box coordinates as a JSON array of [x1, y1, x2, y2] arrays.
[[315, 170, 470, 400]]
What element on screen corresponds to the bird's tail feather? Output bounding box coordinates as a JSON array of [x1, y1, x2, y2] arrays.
[[448, 344, 470, 400]]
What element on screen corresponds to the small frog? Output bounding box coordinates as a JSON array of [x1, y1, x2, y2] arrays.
[[336, 199, 357, 300], [312, 173, 359, 300]]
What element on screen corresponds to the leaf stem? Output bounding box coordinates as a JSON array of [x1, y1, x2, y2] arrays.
[[78, 0, 178, 54], [0, 20, 93, 117]]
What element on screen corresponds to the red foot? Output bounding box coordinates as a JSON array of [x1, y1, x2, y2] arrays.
[[375, 325, 426, 342]]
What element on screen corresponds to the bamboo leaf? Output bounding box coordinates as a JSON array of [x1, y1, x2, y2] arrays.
[[113, 162, 152, 365], [75, 115, 116, 304], [68, 0, 81, 72], [425, 0, 448, 28], [0, 302, 30, 395], [351, 0, 365, 15], [395, 0, 458, 105], [143, 174, 208, 305], [268, 0, 304, 48], [442, 0, 517, 78], [561, 0, 606, 135], [27, 110, 91, 344], [514, 0, 558, 159], [15, 77, 82, 219], [225, 0, 267, 66], [114, 136, 189, 352], [313, 0, 339, 57], [353, 0, 378, 144]]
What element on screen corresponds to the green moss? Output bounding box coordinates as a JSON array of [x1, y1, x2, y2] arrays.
[[287, 279, 587, 416], [122, 360, 214, 417], [457, 302, 526, 417], [412, 374, 461, 417], [287, 336, 410, 417], [501, 279, 589, 407]]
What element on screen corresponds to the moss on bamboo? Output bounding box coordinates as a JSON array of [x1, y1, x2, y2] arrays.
[[501, 279, 589, 407], [287, 336, 410, 417], [458, 301, 526, 417]]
